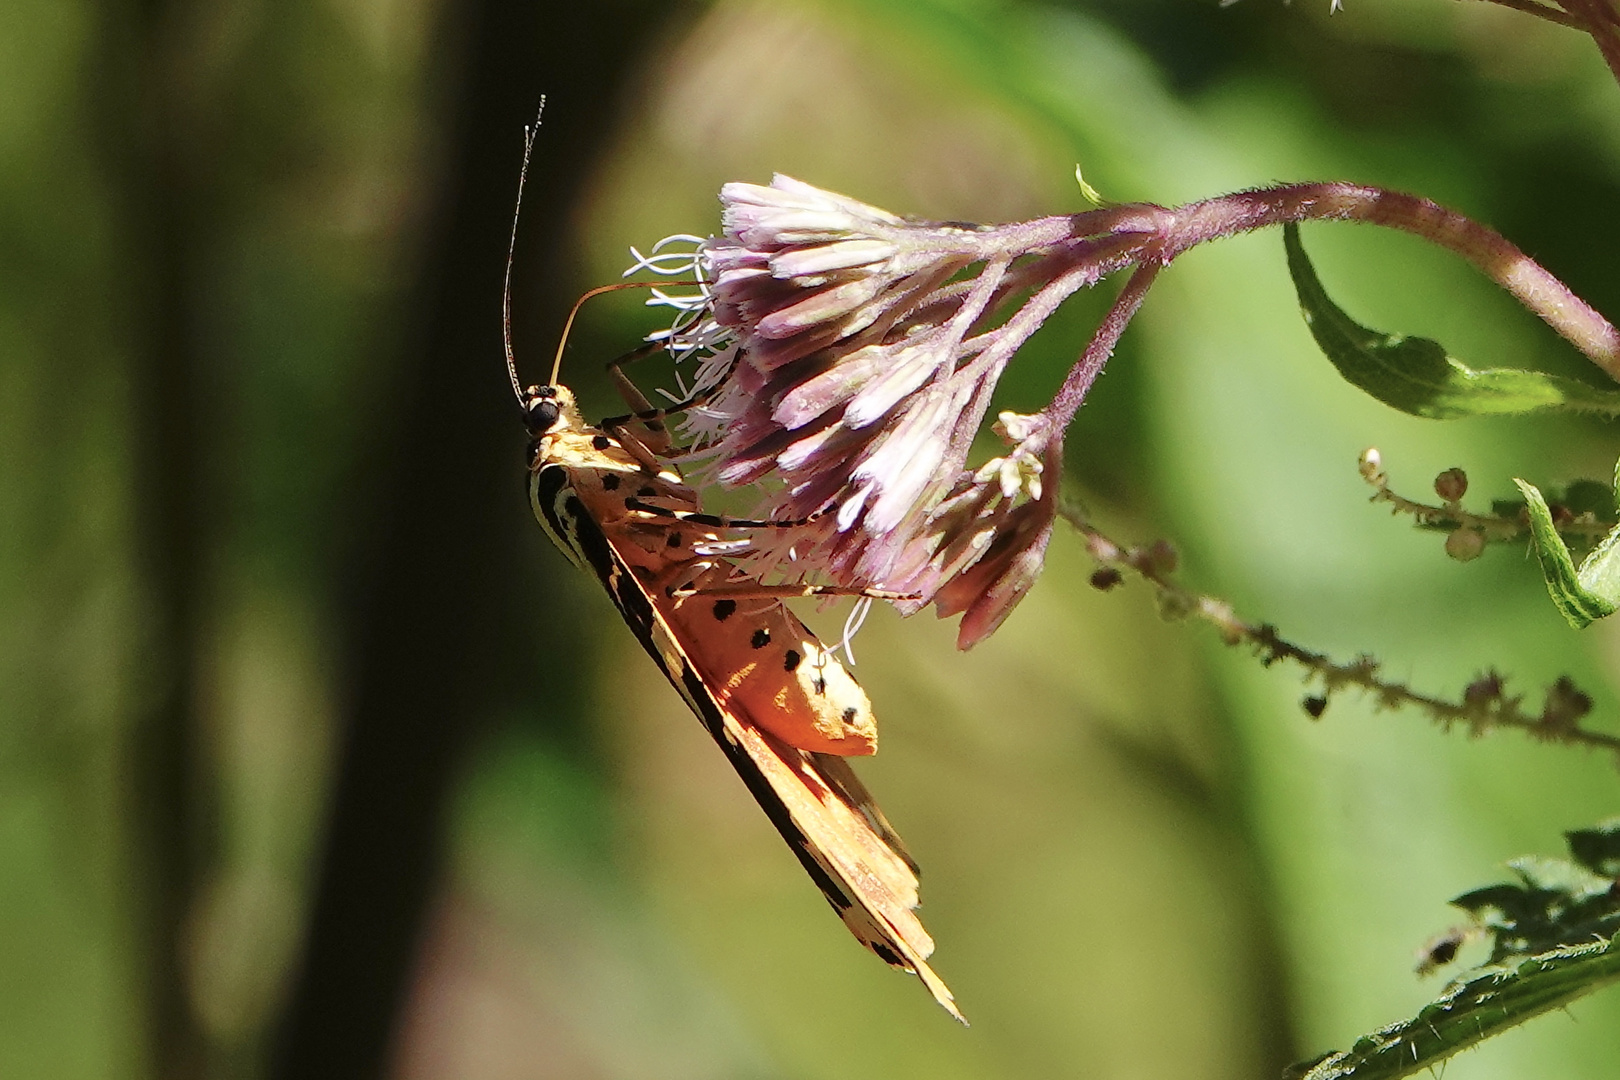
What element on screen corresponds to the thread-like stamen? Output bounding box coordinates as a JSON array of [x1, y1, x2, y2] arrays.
[[835, 596, 875, 667]]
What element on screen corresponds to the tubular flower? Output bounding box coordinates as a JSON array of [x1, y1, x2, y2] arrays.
[[878, 411, 1062, 648], [620, 173, 1620, 647], [657, 176, 1105, 646], [631, 176, 1129, 646]]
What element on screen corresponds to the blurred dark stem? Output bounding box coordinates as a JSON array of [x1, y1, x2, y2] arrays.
[[105, 0, 218, 1076], [1080, 718, 1302, 1076], [267, 4, 677, 1080]]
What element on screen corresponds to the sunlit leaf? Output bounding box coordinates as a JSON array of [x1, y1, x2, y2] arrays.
[[1290, 825, 1620, 1080], [1284, 224, 1620, 419], [1286, 939, 1620, 1080], [1515, 477, 1620, 629]]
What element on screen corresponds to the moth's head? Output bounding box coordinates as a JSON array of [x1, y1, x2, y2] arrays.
[[520, 383, 582, 438]]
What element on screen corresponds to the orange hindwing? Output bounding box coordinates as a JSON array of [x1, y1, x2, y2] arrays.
[[523, 384, 961, 1021]]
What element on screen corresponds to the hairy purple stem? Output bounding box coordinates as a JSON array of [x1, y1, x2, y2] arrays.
[[904, 230, 1151, 337], [1043, 262, 1162, 433], [1155, 183, 1620, 381], [1560, 0, 1620, 82], [938, 250, 1128, 473], [1478, 0, 1586, 28], [978, 235, 1148, 362]]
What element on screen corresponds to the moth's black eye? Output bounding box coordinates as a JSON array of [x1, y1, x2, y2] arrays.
[[525, 398, 561, 435]]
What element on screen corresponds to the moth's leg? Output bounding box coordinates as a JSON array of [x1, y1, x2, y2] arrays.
[[597, 342, 684, 456], [605, 422, 669, 474], [619, 364, 731, 419], [599, 344, 737, 449], [603, 341, 665, 422], [618, 517, 707, 565], [671, 581, 920, 602], [642, 555, 722, 599], [621, 497, 832, 531], [648, 562, 912, 603]]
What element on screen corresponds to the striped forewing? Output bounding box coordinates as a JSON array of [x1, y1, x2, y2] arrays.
[[528, 461, 961, 1021]]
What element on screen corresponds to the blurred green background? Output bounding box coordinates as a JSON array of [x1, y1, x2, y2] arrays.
[[5, 0, 1620, 1077]]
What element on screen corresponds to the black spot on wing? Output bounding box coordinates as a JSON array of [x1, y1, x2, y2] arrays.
[[842, 706, 858, 725], [555, 499, 871, 956], [592, 434, 611, 450], [783, 649, 801, 672], [750, 628, 770, 648], [712, 599, 736, 621], [870, 942, 905, 968], [601, 473, 620, 491]]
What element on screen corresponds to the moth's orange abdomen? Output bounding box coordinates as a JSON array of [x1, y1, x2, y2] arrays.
[[665, 567, 877, 756]]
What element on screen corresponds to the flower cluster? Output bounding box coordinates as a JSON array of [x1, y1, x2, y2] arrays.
[[642, 176, 1108, 647], [621, 173, 1600, 647]]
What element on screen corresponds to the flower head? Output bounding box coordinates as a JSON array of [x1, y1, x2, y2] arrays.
[[701, 176, 979, 373], [614, 170, 1617, 649], [635, 176, 1130, 647]]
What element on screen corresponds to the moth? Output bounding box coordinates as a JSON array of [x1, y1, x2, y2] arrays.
[[502, 109, 957, 1019], [512, 373, 960, 1021]]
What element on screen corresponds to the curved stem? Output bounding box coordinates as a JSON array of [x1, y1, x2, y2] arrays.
[[1152, 183, 1620, 381], [1044, 262, 1161, 432], [1474, 0, 1586, 28]]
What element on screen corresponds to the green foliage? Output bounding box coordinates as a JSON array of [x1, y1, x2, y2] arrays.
[[1288, 824, 1620, 1080], [1516, 472, 1620, 629], [1283, 224, 1620, 420], [1288, 939, 1620, 1080], [12, 0, 1620, 1075], [1289, 215, 1620, 628], [1567, 819, 1620, 878]]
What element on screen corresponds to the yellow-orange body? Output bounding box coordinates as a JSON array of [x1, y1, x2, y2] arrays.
[[530, 389, 876, 756], [520, 383, 958, 1020]]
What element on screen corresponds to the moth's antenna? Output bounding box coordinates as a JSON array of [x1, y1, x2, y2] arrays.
[[546, 280, 700, 388], [503, 97, 700, 394], [504, 96, 546, 403]]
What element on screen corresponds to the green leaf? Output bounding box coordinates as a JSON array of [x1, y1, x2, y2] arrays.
[[1289, 825, 1620, 1080], [1515, 477, 1620, 629], [1567, 818, 1620, 878], [1283, 224, 1620, 419], [1284, 938, 1620, 1080], [1073, 163, 1106, 207], [1560, 478, 1616, 518]]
